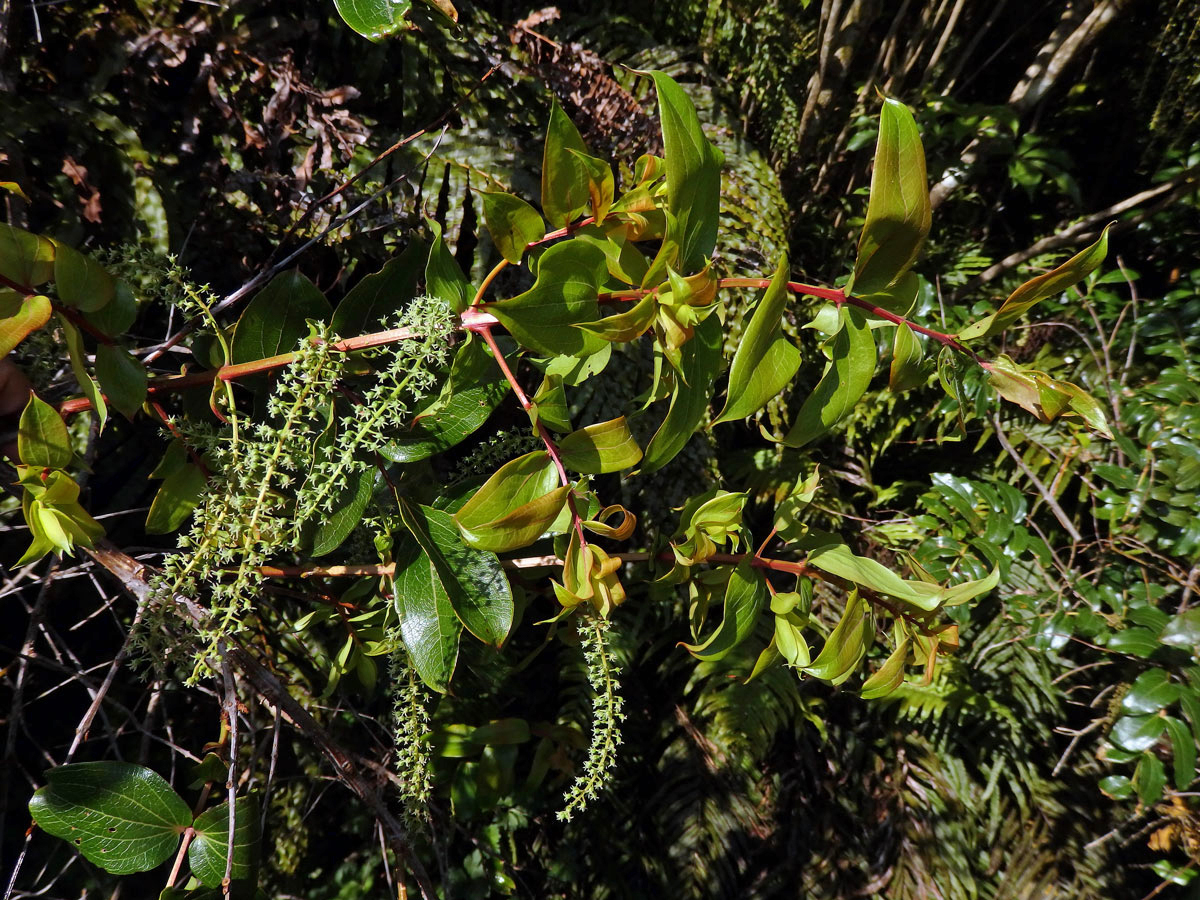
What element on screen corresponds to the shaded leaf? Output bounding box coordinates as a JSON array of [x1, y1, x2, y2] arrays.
[[95, 344, 148, 420], [541, 101, 592, 228], [641, 313, 722, 473], [230, 270, 331, 364], [481, 192, 545, 264], [680, 560, 766, 661], [782, 307, 875, 448], [0, 224, 55, 288], [425, 219, 471, 314], [189, 796, 261, 889], [332, 242, 425, 336], [393, 542, 461, 692], [54, 242, 114, 313], [558, 416, 642, 473]]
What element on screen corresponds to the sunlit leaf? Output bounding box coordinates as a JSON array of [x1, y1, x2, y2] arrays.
[[332, 0, 412, 40], [558, 416, 642, 473], [189, 796, 260, 889], [230, 270, 331, 364], [641, 313, 721, 473], [481, 192, 546, 264], [680, 561, 766, 661], [783, 307, 876, 447], [0, 291, 52, 356], [19, 393, 72, 469]]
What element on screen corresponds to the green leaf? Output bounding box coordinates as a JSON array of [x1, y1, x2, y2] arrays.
[[1161, 609, 1200, 651], [95, 345, 148, 420], [1098, 774, 1134, 800], [399, 500, 513, 647], [61, 316, 107, 431], [782, 307, 876, 448], [861, 637, 911, 699], [805, 540, 944, 607], [641, 313, 722, 474], [1122, 669, 1180, 715], [541, 101, 592, 228], [425, 219, 471, 315], [774, 612, 811, 667], [393, 542, 461, 692], [146, 450, 206, 534], [230, 270, 331, 364], [0, 291, 52, 356], [649, 72, 724, 272], [851, 96, 930, 296], [889, 323, 925, 392], [0, 223, 55, 288], [804, 591, 872, 684], [19, 393, 72, 468], [332, 0, 411, 40], [54, 242, 115, 313], [85, 279, 138, 337], [28, 762, 190, 875], [481, 192, 546, 264], [680, 560, 767, 661], [488, 241, 608, 357], [577, 290, 657, 343], [529, 374, 571, 433], [959, 225, 1111, 340], [1108, 627, 1161, 658], [567, 150, 616, 223], [189, 796, 261, 889], [558, 416, 642, 473], [1134, 751, 1166, 805], [311, 467, 374, 556], [382, 336, 511, 463], [453, 451, 570, 552], [332, 242, 425, 337], [1111, 714, 1165, 752], [714, 258, 802, 424], [1166, 716, 1197, 790]]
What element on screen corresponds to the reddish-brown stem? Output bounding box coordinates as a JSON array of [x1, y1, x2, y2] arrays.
[[149, 400, 211, 477], [471, 259, 509, 308], [529, 216, 596, 247], [0, 271, 115, 345]]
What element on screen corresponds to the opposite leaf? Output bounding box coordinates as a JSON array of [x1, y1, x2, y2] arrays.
[[481, 192, 546, 264], [782, 307, 876, 448], [680, 560, 766, 661]]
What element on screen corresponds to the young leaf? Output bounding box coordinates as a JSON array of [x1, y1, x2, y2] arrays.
[[805, 540, 940, 611], [146, 458, 207, 535], [860, 637, 911, 699], [19, 393, 72, 469], [851, 96, 930, 296], [28, 762, 191, 875], [714, 257, 801, 424], [680, 560, 767, 661], [425, 219, 471, 314], [958, 225, 1111, 340], [230, 270, 331, 364], [393, 542, 462, 692], [803, 592, 872, 684], [488, 240, 608, 357], [0, 291, 52, 356], [649, 72, 725, 272], [399, 500, 514, 647], [481, 192, 546, 264], [331, 242, 425, 336], [782, 307, 876, 448], [60, 317, 107, 431], [0, 223, 55, 288], [53, 242, 115, 312], [576, 289, 657, 343], [541, 101, 593, 228], [189, 795, 261, 889], [95, 344, 148, 420], [889, 323, 925, 392], [566, 149, 615, 223], [775, 613, 812, 667], [641, 313, 722, 473], [558, 416, 643, 473], [332, 0, 412, 41], [453, 451, 570, 552]]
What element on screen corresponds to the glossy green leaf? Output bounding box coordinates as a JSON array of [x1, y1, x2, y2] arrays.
[[1098, 774, 1134, 800], [889, 323, 925, 392], [1110, 714, 1165, 752], [782, 307, 876, 448], [0, 290, 52, 356], [481, 192, 546, 264], [311, 467, 374, 556], [332, 0, 411, 40], [680, 561, 766, 661], [425, 219, 471, 314], [650, 72, 724, 272], [95, 344, 147, 420], [332, 242, 424, 336], [774, 613, 811, 667], [1134, 751, 1166, 806], [567, 150, 615, 223], [860, 637, 911, 699], [393, 542, 461, 692], [230, 270, 331, 364], [383, 336, 511, 463], [806, 540, 944, 607], [1161, 609, 1200, 651], [60, 317, 107, 431], [453, 451, 570, 552], [146, 456, 206, 535], [541, 101, 592, 228], [54, 242, 114, 313], [189, 796, 261, 889], [714, 258, 802, 424], [1108, 627, 1160, 658], [641, 313, 722, 474], [851, 97, 930, 296], [1122, 669, 1180, 715], [85, 279, 138, 337], [529, 374, 571, 433], [400, 501, 513, 647], [488, 241, 608, 357], [959, 225, 1111, 340], [1166, 716, 1197, 790], [577, 290, 657, 343], [804, 592, 872, 684], [19, 393, 72, 469], [558, 416, 642, 473], [29, 762, 190, 875], [0, 224, 55, 287]]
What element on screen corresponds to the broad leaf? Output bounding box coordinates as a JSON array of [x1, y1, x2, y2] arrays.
[[425, 219, 471, 314], [61, 317, 107, 431], [311, 467, 374, 556], [783, 307, 876, 448], [29, 762, 190, 875], [0, 291, 52, 356], [189, 796, 261, 889], [54, 242, 114, 313], [1110, 714, 1165, 752], [680, 560, 766, 661], [1160, 609, 1200, 651], [399, 501, 513, 647], [804, 592, 872, 684], [481, 192, 546, 264], [958, 225, 1111, 340], [393, 542, 462, 692], [331, 242, 425, 336], [805, 540, 940, 611], [541, 101, 592, 228], [558, 416, 642, 473], [85, 279, 138, 337], [0, 224, 55, 288], [889, 322, 925, 392], [488, 241, 607, 357], [714, 257, 801, 424], [650, 72, 724, 272], [1121, 669, 1180, 715], [1165, 716, 1197, 791], [19, 393, 72, 469], [577, 290, 657, 343], [852, 97, 930, 296], [861, 637, 911, 699], [332, 0, 411, 40], [453, 451, 570, 552], [146, 457, 206, 534], [230, 270, 331, 364], [95, 344, 148, 420], [641, 313, 722, 473]]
